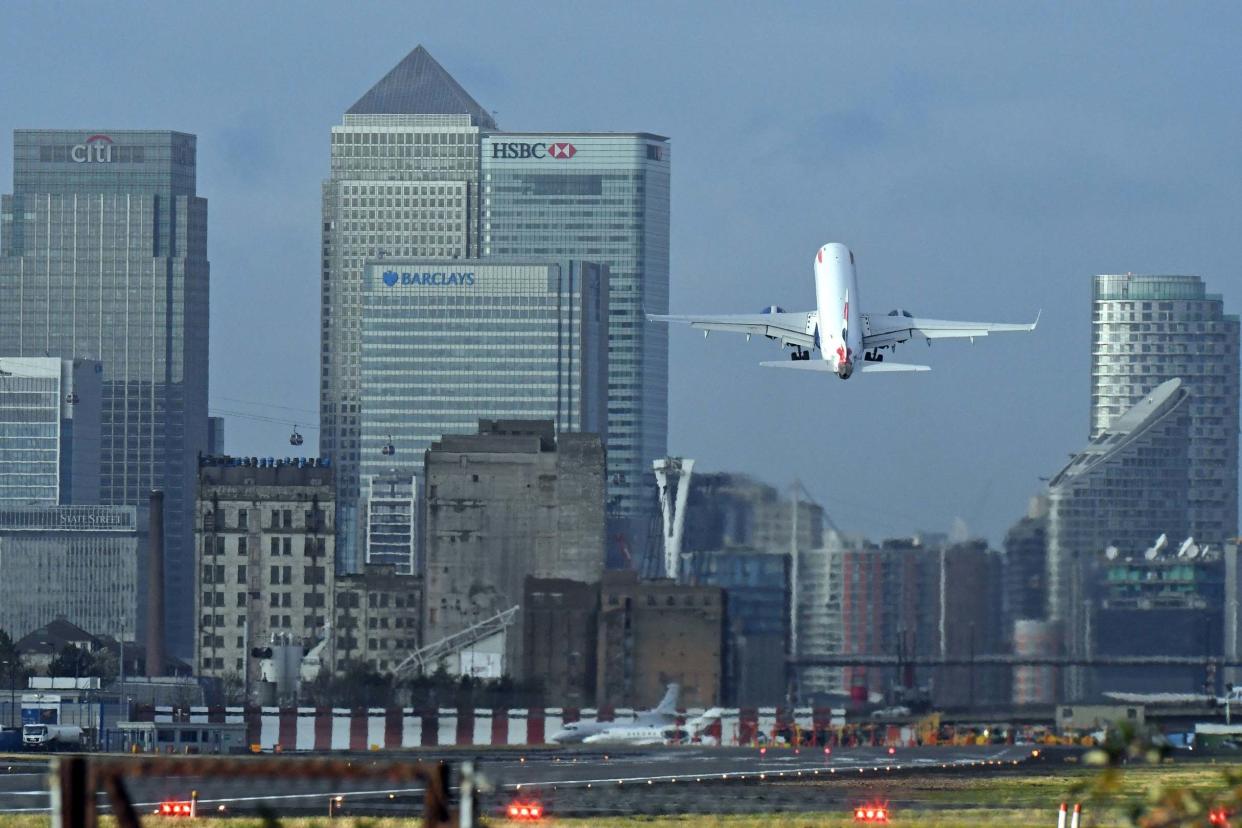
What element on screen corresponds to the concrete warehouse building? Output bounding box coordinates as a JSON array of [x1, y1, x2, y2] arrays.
[[421, 420, 605, 675]]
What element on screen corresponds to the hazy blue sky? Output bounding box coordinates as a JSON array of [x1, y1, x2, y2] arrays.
[[3, 2, 1238, 544]]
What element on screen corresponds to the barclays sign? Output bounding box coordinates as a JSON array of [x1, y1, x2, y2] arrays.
[[382, 270, 476, 287]]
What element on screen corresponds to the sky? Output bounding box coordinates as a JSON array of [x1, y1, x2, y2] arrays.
[[2, 1, 1239, 545]]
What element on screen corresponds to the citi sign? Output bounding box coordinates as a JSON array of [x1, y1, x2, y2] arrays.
[[490, 141, 576, 160], [382, 270, 476, 287], [72, 135, 114, 163]]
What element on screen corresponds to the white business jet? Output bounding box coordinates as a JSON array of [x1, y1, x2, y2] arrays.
[[649, 243, 1037, 378]]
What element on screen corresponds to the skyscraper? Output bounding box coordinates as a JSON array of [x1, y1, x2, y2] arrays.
[[0, 130, 209, 657], [321, 48, 496, 520], [0, 356, 101, 506], [1048, 378, 1192, 699], [358, 259, 608, 485], [1091, 274, 1239, 545], [322, 47, 671, 568], [482, 133, 670, 534]]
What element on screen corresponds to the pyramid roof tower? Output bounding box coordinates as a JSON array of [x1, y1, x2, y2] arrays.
[[347, 45, 498, 129]]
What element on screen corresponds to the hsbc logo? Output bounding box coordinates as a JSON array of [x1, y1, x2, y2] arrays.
[[490, 141, 577, 160]]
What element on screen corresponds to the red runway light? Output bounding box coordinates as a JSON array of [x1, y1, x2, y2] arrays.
[[508, 800, 545, 821]]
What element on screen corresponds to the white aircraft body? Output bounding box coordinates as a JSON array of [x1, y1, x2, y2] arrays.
[[649, 242, 1038, 379], [548, 684, 680, 744], [579, 708, 725, 747]]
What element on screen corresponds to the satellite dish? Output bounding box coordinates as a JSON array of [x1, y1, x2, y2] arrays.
[[1144, 546, 1159, 561], [1177, 537, 1195, 558], [1186, 544, 1201, 560], [1153, 533, 1168, 553], [1105, 546, 1119, 560]]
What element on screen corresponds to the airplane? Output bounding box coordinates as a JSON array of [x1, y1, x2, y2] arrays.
[[548, 683, 680, 744], [579, 708, 725, 747], [648, 242, 1038, 379]]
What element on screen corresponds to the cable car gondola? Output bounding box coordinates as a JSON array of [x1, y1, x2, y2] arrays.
[[289, 426, 304, 447], [381, 435, 395, 456]]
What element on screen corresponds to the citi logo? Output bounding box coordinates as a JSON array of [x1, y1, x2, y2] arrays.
[[72, 135, 114, 163], [490, 141, 577, 160]]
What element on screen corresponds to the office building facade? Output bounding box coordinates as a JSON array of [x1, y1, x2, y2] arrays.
[[0, 504, 143, 640], [323, 47, 670, 565], [359, 259, 608, 487], [1091, 274, 1239, 545], [0, 357, 101, 506], [194, 457, 334, 683], [320, 47, 496, 518], [0, 129, 210, 656], [482, 133, 671, 528], [363, 473, 418, 575]]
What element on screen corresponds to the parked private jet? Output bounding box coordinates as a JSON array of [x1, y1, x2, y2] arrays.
[[649, 242, 1038, 378], [579, 708, 725, 747], [548, 684, 680, 744]]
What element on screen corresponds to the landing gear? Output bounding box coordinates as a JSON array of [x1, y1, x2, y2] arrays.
[[790, 348, 811, 361]]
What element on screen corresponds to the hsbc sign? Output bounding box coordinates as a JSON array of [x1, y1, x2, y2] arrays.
[[490, 141, 577, 160]]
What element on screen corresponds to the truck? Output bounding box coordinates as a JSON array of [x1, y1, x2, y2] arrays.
[[22, 723, 83, 749]]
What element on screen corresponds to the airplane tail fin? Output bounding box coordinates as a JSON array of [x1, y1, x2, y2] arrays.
[[653, 683, 680, 716]]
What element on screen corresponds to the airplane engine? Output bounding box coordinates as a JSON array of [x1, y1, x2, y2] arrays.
[[837, 361, 854, 380]]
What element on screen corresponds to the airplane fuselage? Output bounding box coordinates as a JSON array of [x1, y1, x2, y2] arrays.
[[813, 242, 863, 379]]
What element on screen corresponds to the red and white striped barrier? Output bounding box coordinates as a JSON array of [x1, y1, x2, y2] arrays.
[[142, 705, 877, 751], [1057, 802, 1083, 828]]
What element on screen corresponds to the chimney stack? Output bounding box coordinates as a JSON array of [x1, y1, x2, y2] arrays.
[[146, 490, 166, 677]]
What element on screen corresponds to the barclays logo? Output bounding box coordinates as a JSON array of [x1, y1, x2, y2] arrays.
[[382, 270, 476, 287]]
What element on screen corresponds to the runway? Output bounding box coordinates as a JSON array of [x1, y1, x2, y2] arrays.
[[0, 744, 1054, 819]]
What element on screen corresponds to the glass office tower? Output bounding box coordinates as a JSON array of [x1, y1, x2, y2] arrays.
[[0, 130, 209, 657], [1091, 274, 1239, 545], [321, 47, 496, 531], [358, 259, 608, 486], [0, 356, 101, 506], [482, 134, 671, 533]]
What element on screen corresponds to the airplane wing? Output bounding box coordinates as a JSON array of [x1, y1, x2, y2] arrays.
[[759, 360, 929, 373], [649, 311, 816, 350], [861, 310, 1039, 348]]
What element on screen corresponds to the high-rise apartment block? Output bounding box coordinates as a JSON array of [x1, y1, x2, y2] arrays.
[[1091, 274, 1239, 545], [0, 357, 101, 506], [194, 457, 334, 683], [1048, 378, 1192, 699], [1, 130, 210, 656]]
